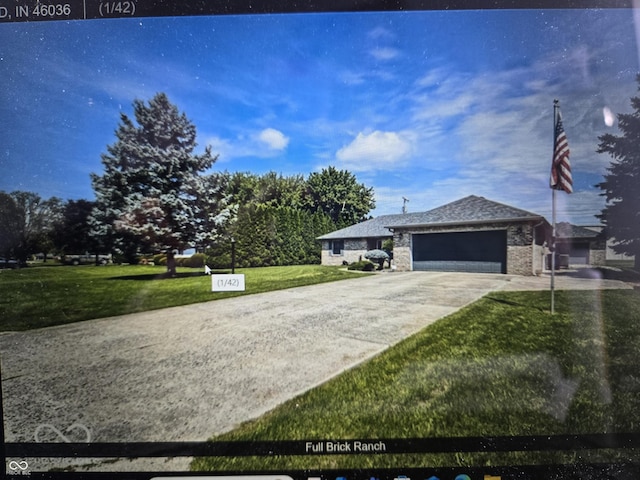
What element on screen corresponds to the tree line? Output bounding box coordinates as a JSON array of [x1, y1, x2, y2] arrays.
[[1, 93, 375, 271], [3, 80, 640, 271]]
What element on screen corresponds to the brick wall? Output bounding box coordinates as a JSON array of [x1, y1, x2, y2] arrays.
[[392, 221, 540, 275], [393, 230, 412, 271], [507, 245, 534, 275], [533, 243, 546, 275], [320, 239, 369, 266], [589, 238, 606, 266], [505, 223, 539, 275]]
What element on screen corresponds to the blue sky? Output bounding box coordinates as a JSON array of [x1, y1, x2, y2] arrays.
[[0, 8, 638, 224]]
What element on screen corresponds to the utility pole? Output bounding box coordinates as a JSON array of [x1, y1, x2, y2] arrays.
[[402, 196, 409, 214]]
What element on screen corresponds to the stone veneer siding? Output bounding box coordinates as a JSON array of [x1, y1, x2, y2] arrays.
[[320, 238, 369, 266], [533, 243, 546, 275], [392, 221, 543, 275], [589, 238, 606, 266]]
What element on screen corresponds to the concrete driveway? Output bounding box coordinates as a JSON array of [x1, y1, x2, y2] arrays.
[[0, 270, 630, 470]]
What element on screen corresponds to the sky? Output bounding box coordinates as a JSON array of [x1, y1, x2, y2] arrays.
[[0, 7, 639, 224]]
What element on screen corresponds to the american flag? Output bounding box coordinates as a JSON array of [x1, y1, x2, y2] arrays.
[[550, 109, 572, 193]]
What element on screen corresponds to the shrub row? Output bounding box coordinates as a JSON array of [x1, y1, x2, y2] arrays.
[[141, 253, 207, 268], [205, 205, 336, 269], [347, 260, 375, 271]]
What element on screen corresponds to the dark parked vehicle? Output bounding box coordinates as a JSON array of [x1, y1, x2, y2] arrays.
[[62, 253, 112, 265], [0, 258, 19, 269]]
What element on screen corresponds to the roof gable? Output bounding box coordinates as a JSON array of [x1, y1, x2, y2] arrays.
[[384, 195, 543, 228], [317, 195, 545, 240], [317, 215, 397, 240], [556, 222, 601, 239]]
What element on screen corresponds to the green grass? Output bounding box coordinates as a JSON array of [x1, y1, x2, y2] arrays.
[[191, 288, 640, 471], [0, 264, 363, 331]]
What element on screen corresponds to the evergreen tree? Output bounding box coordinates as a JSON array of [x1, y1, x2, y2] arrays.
[[597, 76, 640, 269], [232, 203, 275, 268], [52, 199, 98, 258], [188, 172, 235, 252], [90, 93, 222, 274], [0, 192, 22, 261]]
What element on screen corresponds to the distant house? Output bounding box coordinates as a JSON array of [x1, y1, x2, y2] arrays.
[[318, 195, 551, 275], [582, 225, 635, 262], [554, 222, 605, 266]]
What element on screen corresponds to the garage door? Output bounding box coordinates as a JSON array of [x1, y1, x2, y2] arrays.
[[568, 243, 589, 265], [557, 241, 589, 265], [413, 230, 507, 273]]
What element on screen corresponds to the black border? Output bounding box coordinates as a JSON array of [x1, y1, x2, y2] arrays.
[[2, 0, 640, 477], [7, 464, 640, 480], [0, 0, 635, 24], [5, 433, 640, 457]]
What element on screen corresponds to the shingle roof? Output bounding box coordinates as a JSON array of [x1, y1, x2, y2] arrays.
[[317, 195, 545, 240], [556, 222, 601, 239], [317, 215, 397, 240], [384, 195, 543, 228]]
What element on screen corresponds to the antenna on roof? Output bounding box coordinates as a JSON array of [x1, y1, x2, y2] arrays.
[[402, 196, 409, 214]]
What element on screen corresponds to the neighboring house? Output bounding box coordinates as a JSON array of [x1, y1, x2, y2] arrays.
[[579, 225, 632, 263], [318, 195, 551, 275], [554, 222, 606, 267]]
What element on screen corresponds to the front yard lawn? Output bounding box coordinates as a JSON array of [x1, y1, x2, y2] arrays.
[[0, 264, 363, 331], [192, 289, 640, 470]]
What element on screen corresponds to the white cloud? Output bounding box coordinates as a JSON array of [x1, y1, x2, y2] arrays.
[[258, 128, 289, 150], [204, 128, 289, 161], [415, 69, 447, 88], [370, 47, 400, 61], [205, 135, 234, 162], [339, 70, 367, 85], [415, 91, 476, 120], [368, 26, 395, 40], [410, 70, 482, 121], [336, 131, 413, 171]]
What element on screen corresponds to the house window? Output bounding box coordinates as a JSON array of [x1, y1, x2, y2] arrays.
[[368, 239, 383, 250], [331, 240, 344, 255]]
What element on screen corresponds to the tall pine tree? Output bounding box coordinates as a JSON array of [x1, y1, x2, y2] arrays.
[[90, 93, 220, 274], [597, 76, 640, 269]]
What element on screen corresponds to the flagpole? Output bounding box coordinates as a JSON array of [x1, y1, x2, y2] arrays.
[[551, 186, 556, 314], [551, 100, 559, 314]]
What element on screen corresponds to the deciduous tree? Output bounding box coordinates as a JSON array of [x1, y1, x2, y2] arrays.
[[304, 166, 375, 228], [0, 191, 62, 263]]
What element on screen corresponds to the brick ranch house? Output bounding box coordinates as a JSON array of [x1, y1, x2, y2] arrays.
[[318, 195, 606, 276]]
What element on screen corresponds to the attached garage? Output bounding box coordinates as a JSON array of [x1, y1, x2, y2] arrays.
[[412, 230, 507, 273], [386, 196, 550, 275], [318, 195, 552, 276]]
